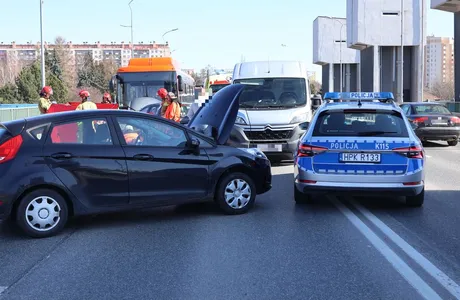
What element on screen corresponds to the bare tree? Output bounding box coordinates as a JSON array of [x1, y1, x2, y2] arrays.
[[430, 81, 454, 101], [53, 36, 77, 91]]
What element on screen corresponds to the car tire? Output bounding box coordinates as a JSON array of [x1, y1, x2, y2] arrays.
[[294, 184, 312, 204], [215, 172, 256, 215], [406, 188, 424, 207], [16, 189, 69, 238], [447, 140, 458, 146]]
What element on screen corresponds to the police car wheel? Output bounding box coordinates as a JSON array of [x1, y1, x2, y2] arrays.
[[294, 185, 312, 204], [447, 140, 458, 146], [215, 172, 256, 215], [406, 189, 424, 207], [16, 189, 69, 238]]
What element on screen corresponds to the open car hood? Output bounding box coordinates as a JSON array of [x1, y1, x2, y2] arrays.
[[188, 84, 245, 145]]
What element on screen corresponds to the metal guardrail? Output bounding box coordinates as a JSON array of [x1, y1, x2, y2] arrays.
[[0, 107, 40, 123]]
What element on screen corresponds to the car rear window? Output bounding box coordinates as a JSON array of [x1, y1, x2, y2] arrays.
[[414, 104, 451, 115], [312, 110, 409, 137]]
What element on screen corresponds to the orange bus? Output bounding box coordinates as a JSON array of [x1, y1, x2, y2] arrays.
[[109, 57, 195, 108]]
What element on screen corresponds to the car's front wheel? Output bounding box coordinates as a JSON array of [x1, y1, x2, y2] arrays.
[[16, 189, 69, 238], [215, 172, 256, 214], [447, 140, 458, 146], [406, 188, 424, 207]]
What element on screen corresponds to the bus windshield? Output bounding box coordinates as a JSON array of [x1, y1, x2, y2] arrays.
[[116, 71, 176, 107], [232, 78, 307, 109]]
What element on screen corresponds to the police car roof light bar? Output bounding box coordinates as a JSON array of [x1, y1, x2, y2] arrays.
[[323, 92, 395, 104]]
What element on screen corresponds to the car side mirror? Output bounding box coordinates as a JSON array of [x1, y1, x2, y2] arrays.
[[190, 137, 200, 148], [177, 75, 184, 92], [180, 116, 190, 125], [299, 122, 310, 131]]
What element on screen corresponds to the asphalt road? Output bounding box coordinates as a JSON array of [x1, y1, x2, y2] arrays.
[[0, 142, 459, 300]]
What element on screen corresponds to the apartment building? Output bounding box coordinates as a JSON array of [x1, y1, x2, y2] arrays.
[[425, 36, 454, 89], [0, 42, 171, 67]]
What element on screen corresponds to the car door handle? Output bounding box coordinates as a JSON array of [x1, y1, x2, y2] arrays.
[[51, 153, 72, 159], [133, 154, 154, 161]]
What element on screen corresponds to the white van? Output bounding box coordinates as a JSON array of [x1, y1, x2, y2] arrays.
[[228, 60, 313, 161]]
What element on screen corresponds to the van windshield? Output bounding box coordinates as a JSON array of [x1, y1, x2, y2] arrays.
[[233, 78, 307, 109]]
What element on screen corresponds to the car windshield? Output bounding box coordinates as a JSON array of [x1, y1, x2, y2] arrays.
[[233, 78, 307, 109], [210, 84, 230, 94], [313, 110, 409, 137], [413, 104, 451, 115]]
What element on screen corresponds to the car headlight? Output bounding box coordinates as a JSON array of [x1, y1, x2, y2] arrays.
[[235, 116, 247, 125], [239, 148, 267, 159], [290, 114, 307, 124]]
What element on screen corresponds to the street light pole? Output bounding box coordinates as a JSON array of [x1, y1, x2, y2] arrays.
[[121, 0, 134, 57], [162, 28, 179, 55], [39, 0, 45, 87], [400, 0, 405, 103], [339, 23, 345, 93]]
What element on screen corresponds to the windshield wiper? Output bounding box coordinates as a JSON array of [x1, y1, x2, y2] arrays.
[[358, 131, 398, 136]]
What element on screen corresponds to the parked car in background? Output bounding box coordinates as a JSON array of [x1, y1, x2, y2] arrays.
[[400, 102, 460, 146], [0, 84, 271, 238]]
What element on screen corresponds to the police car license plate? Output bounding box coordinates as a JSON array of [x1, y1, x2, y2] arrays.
[[257, 144, 282, 152], [340, 153, 381, 163]]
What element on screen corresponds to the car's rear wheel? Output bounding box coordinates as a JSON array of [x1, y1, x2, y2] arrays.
[[215, 172, 256, 214], [294, 184, 312, 204], [406, 188, 424, 207], [16, 189, 69, 238], [447, 140, 458, 146]]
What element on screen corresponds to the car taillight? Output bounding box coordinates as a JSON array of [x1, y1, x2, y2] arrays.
[[297, 144, 328, 157], [450, 116, 460, 125], [0, 135, 23, 164], [412, 117, 428, 125], [393, 145, 424, 159]]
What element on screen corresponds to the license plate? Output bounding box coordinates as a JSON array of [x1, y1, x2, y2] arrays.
[[431, 119, 447, 125], [257, 144, 282, 152], [340, 153, 381, 163]]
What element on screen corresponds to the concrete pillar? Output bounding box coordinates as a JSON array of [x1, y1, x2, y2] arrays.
[[455, 12, 460, 102], [329, 63, 334, 92], [345, 64, 351, 92], [373, 46, 380, 92], [357, 63, 361, 92], [396, 46, 403, 103]]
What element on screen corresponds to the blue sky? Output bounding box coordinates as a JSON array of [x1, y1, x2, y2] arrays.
[[0, 0, 455, 76]]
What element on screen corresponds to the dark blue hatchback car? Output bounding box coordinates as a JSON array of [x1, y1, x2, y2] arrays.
[[0, 84, 272, 238]]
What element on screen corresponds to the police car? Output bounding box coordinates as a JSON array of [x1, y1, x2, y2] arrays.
[[294, 92, 425, 207]]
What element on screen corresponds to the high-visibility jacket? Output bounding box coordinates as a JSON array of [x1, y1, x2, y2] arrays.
[[38, 97, 52, 114], [164, 101, 181, 122], [76, 101, 97, 110]]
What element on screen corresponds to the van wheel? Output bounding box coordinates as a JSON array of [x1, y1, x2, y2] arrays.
[[294, 184, 312, 204], [215, 172, 256, 215], [406, 189, 424, 207], [16, 189, 68, 238], [448, 140, 458, 146]]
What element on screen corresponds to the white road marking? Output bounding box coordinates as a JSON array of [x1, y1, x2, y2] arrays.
[[426, 155, 432, 158], [330, 197, 442, 300], [350, 199, 460, 299], [0, 286, 7, 295]]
